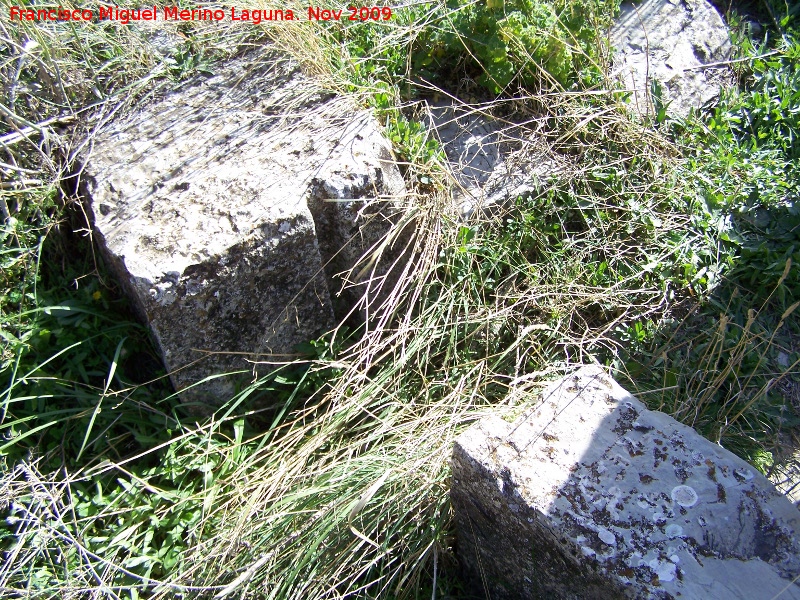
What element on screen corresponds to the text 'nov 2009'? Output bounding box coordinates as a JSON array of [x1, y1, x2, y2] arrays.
[[8, 5, 394, 23]]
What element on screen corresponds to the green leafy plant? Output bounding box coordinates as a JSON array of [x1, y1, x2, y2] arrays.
[[413, 0, 618, 93], [617, 25, 800, 469]]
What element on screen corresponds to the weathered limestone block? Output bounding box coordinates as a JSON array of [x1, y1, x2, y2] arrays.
[[452, 366, 800, 599], [306, 116, 409, 318], [612, 0, 733, 118], [81, 53, 405, 407]]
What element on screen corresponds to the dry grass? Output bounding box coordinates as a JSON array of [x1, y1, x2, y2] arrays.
[[3, 2, 798, 598]]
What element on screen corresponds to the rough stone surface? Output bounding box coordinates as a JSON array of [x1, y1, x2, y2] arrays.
[[611, 0, 733, 118], [81, 53, 405, 407], [423, 102, 563, 217], [452, 366, 800, 599]]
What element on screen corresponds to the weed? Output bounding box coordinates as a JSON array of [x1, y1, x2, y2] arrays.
[[617, 25, 800, 468], [412, 0, 618, 94]]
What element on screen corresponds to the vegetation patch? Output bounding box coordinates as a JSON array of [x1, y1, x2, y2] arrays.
[[618, 18, 800, 465], [1, 0, 799, 598]]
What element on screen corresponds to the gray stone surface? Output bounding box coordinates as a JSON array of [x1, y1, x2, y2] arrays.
[[452, 366, 800, 599], [612, 0, 733, 118], [423, 102, 562, 217], [81, 53, 405, 408]]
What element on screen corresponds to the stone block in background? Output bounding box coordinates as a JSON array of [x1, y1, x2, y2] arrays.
[[81, 52, 405, 409], [612, 0, 733, 118], [452, 366, 800, 599], [423, 102, 563, 217]]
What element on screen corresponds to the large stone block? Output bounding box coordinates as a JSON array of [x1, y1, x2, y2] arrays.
[[80, 53, 405, 407], [452, 366, 800, 599], [612, 0, 733, 118]]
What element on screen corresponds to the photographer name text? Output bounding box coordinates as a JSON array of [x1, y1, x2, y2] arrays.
[[9, 5, 393, 23]]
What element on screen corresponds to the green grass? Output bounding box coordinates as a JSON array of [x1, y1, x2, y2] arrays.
[[2, 0, 800, 598], [616, 17, 800, 465]]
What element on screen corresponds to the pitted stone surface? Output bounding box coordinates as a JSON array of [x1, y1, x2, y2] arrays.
[[612, 0, 733, 118], [81, 52, 405, 407], [452, 365, 800, 599]]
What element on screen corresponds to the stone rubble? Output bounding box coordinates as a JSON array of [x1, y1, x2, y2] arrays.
[[423, 102, 564, 217]]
